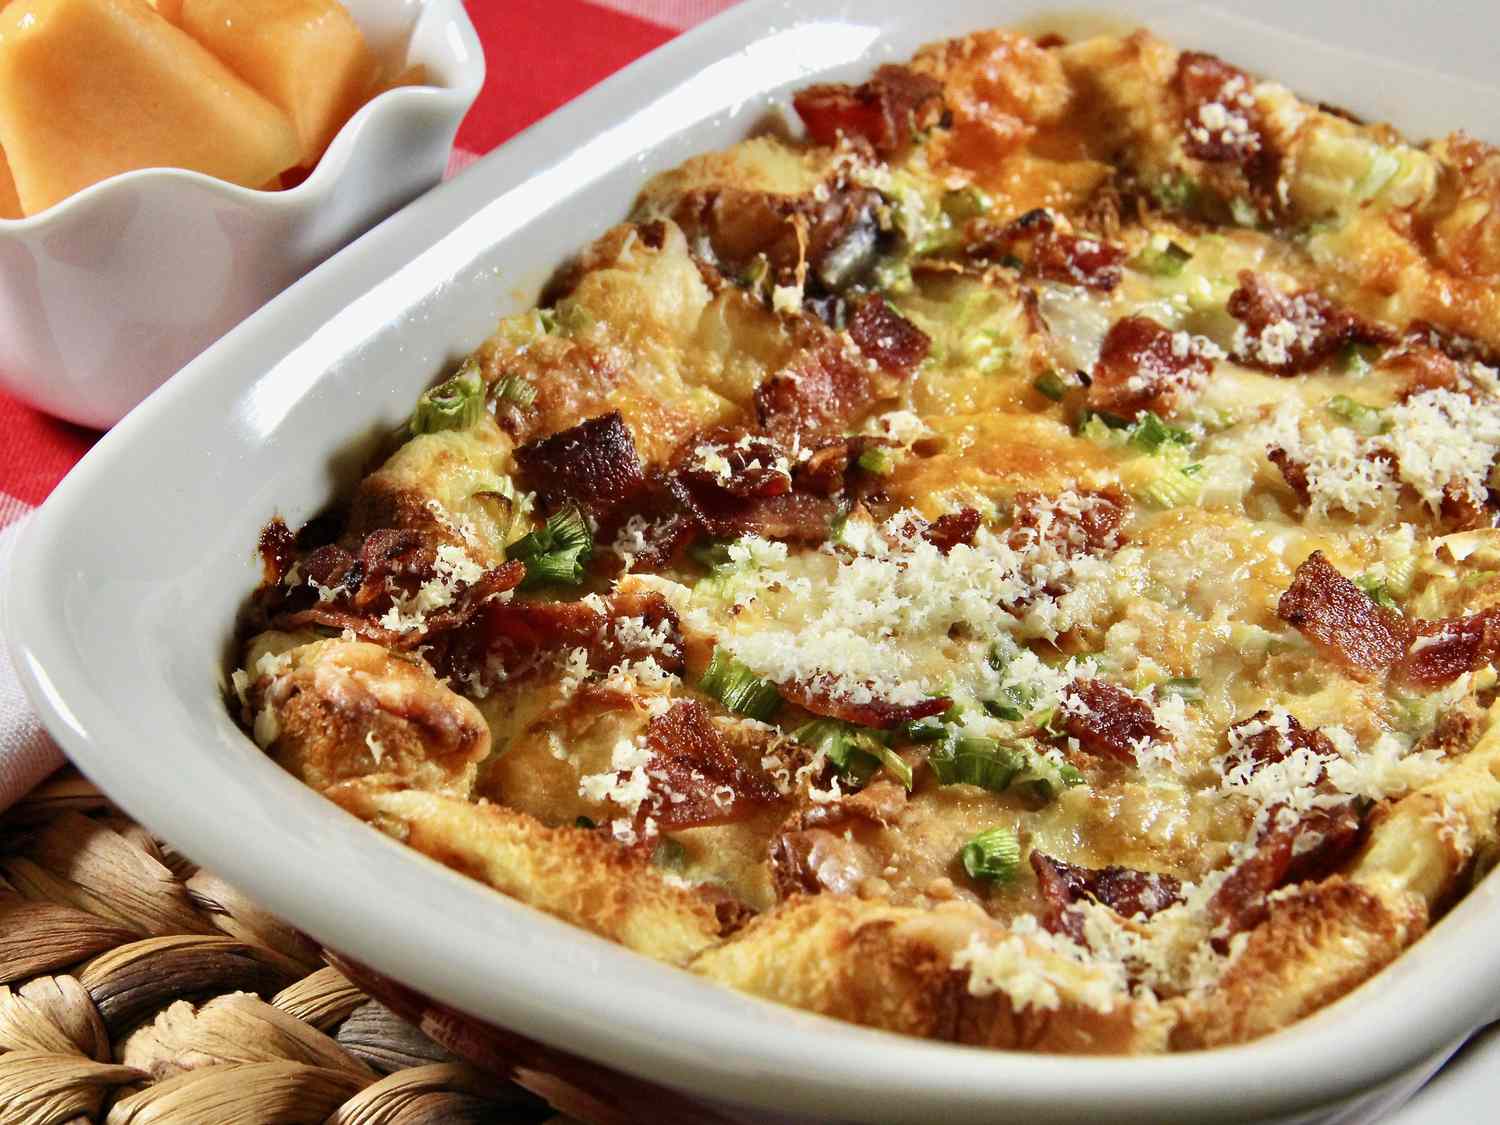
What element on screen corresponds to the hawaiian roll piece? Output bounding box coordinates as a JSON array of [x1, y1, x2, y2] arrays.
[[244, 639, 489, 797], [327, 784, 733, 964], [0, 0, 300, 216], [180, 0, 376, 167]]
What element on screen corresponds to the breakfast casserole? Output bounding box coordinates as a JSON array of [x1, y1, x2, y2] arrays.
[[231, 27, 1500, 1053]]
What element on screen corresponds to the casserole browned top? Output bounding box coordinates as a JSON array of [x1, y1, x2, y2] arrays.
[[232, 27, 1500, 1053]]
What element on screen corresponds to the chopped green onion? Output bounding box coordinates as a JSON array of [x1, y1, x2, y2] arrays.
[[928, 736, 1027, 791], [795, 719, 911, 790], [1129, 412, 1193, 453], [856, 447, 898, 475], [901, 716, 949, 743], [410, 361, 485, 434], [941, 186, 993, 223], [1160, 676, 1204, 702], [1326, 394, 1387, 436], [1355, 574, 1400, 610], [699, 648, 782, 721], [690, 538, 738, 571], [1152, 174, 1202, 213], [1131, 235, 1193, 278], [493, 374, 537, 408], [960, 826, 1022, 883], [536, 307, 561, 334], [575, 816, 596, 829], [1033, 371, 1070, 401], [872, 257, 914, 295], [982, 685, 1035, 722], [506, 505, 594, 588], [1011, 755, 1086, 806], [1338, 342, 1379, 376], [1136, 467, 1201, 509], [962, 328, 1013, 375]]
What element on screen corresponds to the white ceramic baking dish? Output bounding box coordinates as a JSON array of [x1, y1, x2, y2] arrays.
[[9, 2, 1500, 1121]]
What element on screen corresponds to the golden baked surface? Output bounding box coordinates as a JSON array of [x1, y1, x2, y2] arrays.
[[232, 28, 1500, 1053]]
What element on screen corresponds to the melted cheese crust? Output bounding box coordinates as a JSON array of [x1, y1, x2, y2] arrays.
[[233, 27, 1500, 1054]]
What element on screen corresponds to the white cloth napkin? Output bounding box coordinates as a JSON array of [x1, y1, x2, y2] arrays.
[[0, 514, 65, 811]]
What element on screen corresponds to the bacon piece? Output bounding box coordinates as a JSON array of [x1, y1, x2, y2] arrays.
[[675, 430, 791, 500], [1383, 344, 1464, 400], [1277, 552, 1408, 679], [923, 508, 982, 554], [778, 677, 950, 731], [755, 335, 876, 440], [1227, 272, 1395, 375], [669, 476, 839, 544], [1087, 316, 1214, 420], [611, 507, 698, 574], [1397, 609, 1500, 688], [1439, 481, 1498, 533], [792, 64, 945, 158], [1031, 852, 1182, 943], [1007, 490, 1128, 557], [514, 410, 646, 518], [1224, 710, 1335, 777], [847, 294, 930, 374], [478, 590, 684, 680], [258, 518, 296, 585], [1174, 52, 1265, 165], [1055, 679, 1163, 763], [1267, 446, 1311, 506], [967, 209, 1124, 291], [640, 701, 784, 831], [1207, 801, 1363, 940]]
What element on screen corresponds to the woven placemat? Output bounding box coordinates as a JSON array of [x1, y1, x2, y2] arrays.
[[0, 768, 580, 1125]]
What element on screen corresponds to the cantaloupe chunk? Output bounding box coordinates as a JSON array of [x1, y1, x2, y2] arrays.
[[180, 0, 376, 167], [0, 147, 20, 219], [0, 0, 299, 216]]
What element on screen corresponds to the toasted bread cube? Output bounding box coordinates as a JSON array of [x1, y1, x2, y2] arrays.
[[0, 147, 19, 219], [0, 0, 299, 216], [180, 0, 375, 167]]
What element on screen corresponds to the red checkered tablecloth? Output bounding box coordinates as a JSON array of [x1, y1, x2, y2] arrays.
[[0, 0, 742, 809]]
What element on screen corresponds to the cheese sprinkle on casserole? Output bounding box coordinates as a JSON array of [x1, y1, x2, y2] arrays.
[[232, 28, 1500, 1053]]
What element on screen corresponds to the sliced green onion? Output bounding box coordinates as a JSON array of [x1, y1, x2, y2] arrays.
[[857, 447, 898, 475], [1011, 754, 1086, 806], [1135, 464, 1202, 509], [1355, 574, 1400, 610], [960, 826, 1022, 883], [411, 361, 485, 435], [699, 648, 782, 721], [941, 185, 993, 223], [690, 538, 738, 571], [928, 736, 1027, 791], [651, 837, 687, 870], [872, 257, 914, 295], [1129, 412, 1193, 454], [1131, 235, 1192, 278], [1033, 371, 1070, 401], [962, 328, 1013, 375], [1160, 676, 1204, 702], [1153, 174, 1202, 213], [507, 505, 594, 588], [1326, 394, 1387, 436], [1338, 342, 1379, 376], [900, 716, 949, 743], [575, 816, 597, 829], [494, 374, 537, 408], [795, 719, 911, 790]]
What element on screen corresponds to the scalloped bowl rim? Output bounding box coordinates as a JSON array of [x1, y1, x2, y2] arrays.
[[0, 0, 484, 233]]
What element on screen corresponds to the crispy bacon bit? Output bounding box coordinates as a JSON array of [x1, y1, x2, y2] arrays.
[[1383, 344, 1464, 400], [480, 590, 684, 680], [640, 701, 783, 831], [1055, 678, 1164, 763], [1227, 272, 1395, 375], [847, 294, 931, 374], [1008, 490, 1128, 557], [923, 508, 982, 554], [1225, 710, 1335, 776], [1088, 316, 1214, 419], [669, 476, 839, 544], [1031, 852, 1182, 943], [677, 430, 791, 500], [514, 410, 645, 517], [967, 209, 1124, 291], [1267, 446, 1311, 506], [792, 64, 945, 158], [1397, 609, 1500, 688], [1277, 552, 1408, 679], [779, 677, 950, 731], [612, 507, 698, 574], [1174, 52, 1264, 164], [1439, 481, 1498, 533], [755, 335, 876, 440], [258, 518, 297, 585], [1207, 801, 1363, 939]]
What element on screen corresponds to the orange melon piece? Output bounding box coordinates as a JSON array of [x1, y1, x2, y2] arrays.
[[147, 0, 182, 21], [180, 0, 376, 167], [0, 147, 20, 218], [0, 0, 299, 216]]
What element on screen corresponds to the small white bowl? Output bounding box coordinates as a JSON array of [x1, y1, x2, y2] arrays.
[[0, 0, 483, 430]]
